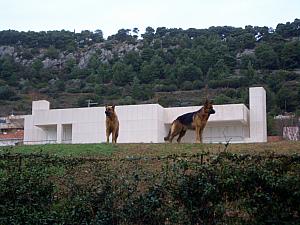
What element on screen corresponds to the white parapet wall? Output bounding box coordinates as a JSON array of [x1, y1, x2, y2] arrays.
[[247, 87, 267, 142], [24, 87, 267, 144]]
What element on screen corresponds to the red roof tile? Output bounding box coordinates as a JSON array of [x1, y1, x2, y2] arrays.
[[0, 130, 24, 140]]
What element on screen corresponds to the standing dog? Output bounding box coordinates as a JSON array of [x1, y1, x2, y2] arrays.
[[164, 100, 215, 143], [105, 105, 119, 143]]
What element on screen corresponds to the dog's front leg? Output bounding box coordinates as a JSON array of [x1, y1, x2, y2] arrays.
[[112, 132, 116, 144], [199, 127, 204, 143], [106, 129, 110, 143], [195, 126, 201, 143]]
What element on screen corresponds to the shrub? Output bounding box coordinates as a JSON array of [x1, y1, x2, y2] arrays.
[[154, 84, 177, 92], [192, 80, 204, 89], [213, 94, 233, 104], [45, 45, 59, 59], [65, 79, 83, 93], [119, 96, 136, 105], [0, 85, 17, 100], [181, 81, 193, 90], [77, 94, 101, 107], [0, 152, 299, 224]]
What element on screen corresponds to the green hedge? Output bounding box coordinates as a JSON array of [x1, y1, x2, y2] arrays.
[[0, 152, 299, 224]]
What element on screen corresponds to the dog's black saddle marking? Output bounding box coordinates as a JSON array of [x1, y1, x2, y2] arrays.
[[176, 111, 197, 126]]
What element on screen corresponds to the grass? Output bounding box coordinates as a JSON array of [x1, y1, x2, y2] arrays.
[[1, 141, 300, 158], [0, 143, 118, 157]]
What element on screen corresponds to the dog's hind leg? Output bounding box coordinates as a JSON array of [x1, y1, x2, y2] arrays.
[[165, 122, 177, 142], [164, 129, 171, 142], [177, 129, 187, 143], [168, 121, 182, 143], [169, 133, 178, 143]]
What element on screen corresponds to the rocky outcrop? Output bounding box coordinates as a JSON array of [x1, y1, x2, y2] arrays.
[[78, 48, 96, 69], [0, 46, 15, 57], [236, 49, 255, 58], [0, 41, 143, 69]]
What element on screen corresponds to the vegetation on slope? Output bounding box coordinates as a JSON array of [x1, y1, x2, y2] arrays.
[[0, 19, 299, 135]]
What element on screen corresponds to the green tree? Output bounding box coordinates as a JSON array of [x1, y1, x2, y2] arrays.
[[139, 62, 154, 83], [0, 85, 17, 100], [240, 61, 256, 85], [32, 59, 43, 72], [265, 70, 286, 93], [177, 63, 203, 82], [194, 47, 214, 75], [65, 40, 77, 52], [141, 27, 155, 42], [94, 29, 104, 42], [239, 54, 256, 69], [45, 45, 59, 59], [206, 59, 229, 80], [276, 19, 300, 38], [112, 62, 134, 86], [214, 93, 233, 104], [88, 54, 100, 71], [64, 58, 76, 74], [123, 51, 142, 72], [131, 76, 143, 100], [0, 56, 16, 79], [132, 28, 139, 39], [141, 48, 155, 61], [280, 41, 300, 69], [149, 55, 165, 79], [108, 29, 133, 42], [255, 44, 279, 69], [276, 85, 299, 112], [138, 55, 165, 83], [96, 63, 111, 84]]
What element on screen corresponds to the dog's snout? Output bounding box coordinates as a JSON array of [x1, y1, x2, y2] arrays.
[[105, 111, 110, 116], [210, 109, 215, 114]]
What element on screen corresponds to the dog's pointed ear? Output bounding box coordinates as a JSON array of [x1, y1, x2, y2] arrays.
[[112, 104, 115, 110], [204, 99, 209, 106]]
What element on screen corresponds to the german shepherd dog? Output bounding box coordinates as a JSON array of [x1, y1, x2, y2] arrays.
[[105, 105, 119, 143], [164, 100, 215, 143]]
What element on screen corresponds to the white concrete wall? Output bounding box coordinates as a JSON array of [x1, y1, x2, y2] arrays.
[[0, 139, 22, 146], [39, 125, 57, 143], [25, 104, 165, 144], [116, 104, 163, 143], [24, 87, 267, 144], [32, 100, 50, 115], [24, 115, 49, 144], [247, 87, 267, 142], [62, 124, 72, 143]]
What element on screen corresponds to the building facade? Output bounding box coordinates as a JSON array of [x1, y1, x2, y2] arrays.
[[24, 87, 267, 144], [0, 115, 24, 146]]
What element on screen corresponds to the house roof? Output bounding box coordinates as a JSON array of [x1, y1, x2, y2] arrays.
[[0, 130, 24, 140]]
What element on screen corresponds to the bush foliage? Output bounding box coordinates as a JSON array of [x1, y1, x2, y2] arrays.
[[0, 151, 299, 224]]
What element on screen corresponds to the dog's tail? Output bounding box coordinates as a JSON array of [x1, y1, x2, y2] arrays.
[[164, 122, 174, 141]]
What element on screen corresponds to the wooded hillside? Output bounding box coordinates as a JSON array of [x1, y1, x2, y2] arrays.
[[0, 19, 299, 134]]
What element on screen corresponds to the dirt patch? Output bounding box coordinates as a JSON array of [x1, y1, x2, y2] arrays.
[[112, 141, 300, 158]]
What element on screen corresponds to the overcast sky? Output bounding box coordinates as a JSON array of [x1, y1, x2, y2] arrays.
[[1, 0, 299, 38]]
